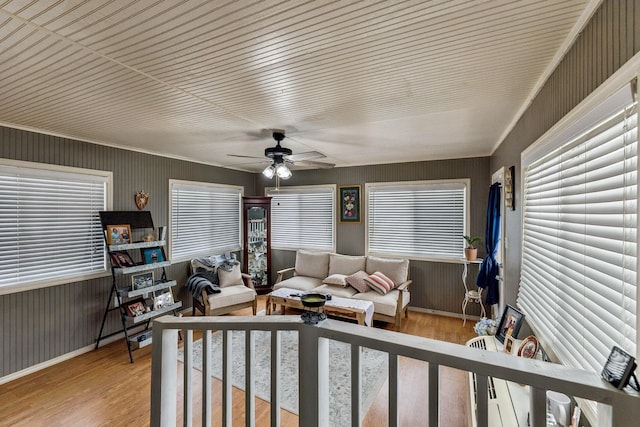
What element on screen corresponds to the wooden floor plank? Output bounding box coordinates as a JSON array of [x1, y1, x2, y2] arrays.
[[0, 296, 476, 426]]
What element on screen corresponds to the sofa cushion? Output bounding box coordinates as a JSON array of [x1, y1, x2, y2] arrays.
[[328, 254, 366, 276], [206, 285, 256, 310], [312, 284, 358, 298], [364, 271, 395, 295], [295, 250, 330, 279], [322, 273, 348, 287], [352, 288, 410, 317], [218, 264, 243, 288], [345, 270, 370, 293], [274, 275, 323, 292], [366, 256, 409, 284]]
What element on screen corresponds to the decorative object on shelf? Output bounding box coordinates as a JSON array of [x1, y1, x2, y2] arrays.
[[338, 185, 361, 223], [141, 247, 165, 264], [142, 231, 156, 242], [107, 224, 132, 245], [157, 226, 166, 241], [496, 304, 525, 343], [503, 334, 515, 354], [153, 289, 174, 310], [109, 250, 136, 268], [243, 197, 272, 293], [504, 165, 515, 210], [601, 345, 639, 390], [517, 335, 538, 358], [463, 235, 482, 261], [473, 317, 498, 336], [131, 271, 154, 290], [123, 297, 148, 317], [135, 191, 149, 210]]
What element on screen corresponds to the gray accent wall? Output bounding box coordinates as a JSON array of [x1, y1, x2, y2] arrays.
[[0, 126, 256, 377], [258, 157, 491, 317], [491, 0, 640, 309]]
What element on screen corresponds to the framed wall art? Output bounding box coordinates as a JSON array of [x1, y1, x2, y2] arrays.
[[106, 224, 132, 245], [131, 271, 154, 290], [496, 304, 525, 343], [339, 185, 361, 223]]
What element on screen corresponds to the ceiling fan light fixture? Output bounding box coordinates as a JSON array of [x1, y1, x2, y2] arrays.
[[275, 163, 292, 179], [262, 164, 276, 178]]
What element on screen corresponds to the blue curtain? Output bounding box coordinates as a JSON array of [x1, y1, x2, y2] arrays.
[[476, 182, 501, 305]]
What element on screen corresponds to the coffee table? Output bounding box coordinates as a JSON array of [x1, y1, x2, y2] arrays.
[[266, 287, 374, 326]]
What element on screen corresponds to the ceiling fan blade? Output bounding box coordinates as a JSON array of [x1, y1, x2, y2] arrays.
[[227, 154, 264, 159], [290, 160, 335, 169], [286, 151, 326, 162]]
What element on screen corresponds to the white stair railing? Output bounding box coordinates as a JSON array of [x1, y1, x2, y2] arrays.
[[150, 315, 640, 427]]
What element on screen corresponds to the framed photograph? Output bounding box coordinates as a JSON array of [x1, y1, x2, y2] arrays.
[[496, 304, 525, 343], [109, 250, 136, 268], [123, 297, 148, 317], [339, 185, 361, 223], [141, 247, 165, 264], [131, 271, 154, 290], [503, 334, 515, 354], [601, 345, 637, 389], [517, 335, 539, 358], [153, 289, 174, 310], [107, 224, 132, 245]]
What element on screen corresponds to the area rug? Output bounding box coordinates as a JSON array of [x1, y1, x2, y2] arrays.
[[177, 329, 388, 425]]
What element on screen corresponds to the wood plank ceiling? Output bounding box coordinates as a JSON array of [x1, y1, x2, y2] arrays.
[[0, 0, 598, 172]]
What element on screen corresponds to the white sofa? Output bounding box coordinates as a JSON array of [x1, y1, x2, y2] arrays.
[[274, 250, 411, 330]]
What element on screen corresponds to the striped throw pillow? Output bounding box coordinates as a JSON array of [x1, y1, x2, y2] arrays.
[[364, 271, 395, 295]]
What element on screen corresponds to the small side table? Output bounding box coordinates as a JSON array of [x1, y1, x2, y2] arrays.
[[461, 259, 485, 325]]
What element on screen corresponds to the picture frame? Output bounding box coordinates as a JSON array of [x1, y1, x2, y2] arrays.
[[503, 334, 515, 354], [107, 224, 132, 245], [141, 247, 165, 264], [109, 250, 136, 268], [601, 345, 637, 389], [131, 271, 154, 290], [339, 185, 361, 223], [153, 289, 174, 310], [123, 297, 148, 317], [496, 304, 525, 343]]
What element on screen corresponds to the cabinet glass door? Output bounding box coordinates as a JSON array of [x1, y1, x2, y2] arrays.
[[247, 207, 268, 287]]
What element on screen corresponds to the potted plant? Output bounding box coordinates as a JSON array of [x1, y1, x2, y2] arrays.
[[463, 235, 482, 261]]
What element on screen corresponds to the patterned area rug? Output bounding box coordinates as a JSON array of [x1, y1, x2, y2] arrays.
[[177, 329, 388, 425]]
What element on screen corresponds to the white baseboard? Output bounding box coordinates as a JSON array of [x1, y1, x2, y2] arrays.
[[408, 306, 481, 322], [0, 333, 124, 385]]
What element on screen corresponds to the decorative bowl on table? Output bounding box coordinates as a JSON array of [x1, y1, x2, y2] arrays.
[[300, 293, 327, 324]]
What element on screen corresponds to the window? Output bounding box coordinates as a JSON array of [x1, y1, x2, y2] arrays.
[[366, 180, 468, 260], [266, 185, 335, 251], [518, 82, 637, 422], [169, 180, 242, 260], [0, 160, 111, 293]]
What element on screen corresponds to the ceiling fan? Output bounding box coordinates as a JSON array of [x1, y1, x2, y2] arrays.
[[227, 130, 334, 179]]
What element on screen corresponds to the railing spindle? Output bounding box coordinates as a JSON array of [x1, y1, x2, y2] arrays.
[[183, 329, 193, 427], [530, 386, 546, 427], [475, 374, 488, 427], [270, 330, 281, 427], [245, 330, 255, 427], [428, 362, 439, 426], [222, 330, 232, 427], [351, 343, 361, 427], [202, 330, 212, 427], [388, 353, 399, 427]]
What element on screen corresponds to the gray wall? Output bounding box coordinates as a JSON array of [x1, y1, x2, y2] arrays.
[[0, 126, 256, 377], [491, 0, 640, 310], [258, 157, 491, 316]]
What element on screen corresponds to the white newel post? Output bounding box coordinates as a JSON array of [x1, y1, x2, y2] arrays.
[[150, 323, 178, 427]]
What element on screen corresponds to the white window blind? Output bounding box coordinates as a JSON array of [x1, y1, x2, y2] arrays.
[[367, 181, 467, 260], [267, 186, 335, 251], [518, 83, 638, 390], [0, 162, 109, 290], [170, 181, 242, 260]]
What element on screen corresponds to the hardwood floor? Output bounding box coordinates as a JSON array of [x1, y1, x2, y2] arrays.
[[0, 296, 477, 426]]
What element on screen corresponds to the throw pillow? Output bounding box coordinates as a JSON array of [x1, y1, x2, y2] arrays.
[[218, 264, 243, 288], [322, 273, 348, 287], [365, 256, 409, 284], [364, 271, 395, 295], [345, 270, 370, 293], [328, 254, 366, 276], [295, 250, 331, 279]]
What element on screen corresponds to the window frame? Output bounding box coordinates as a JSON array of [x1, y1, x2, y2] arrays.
[[0, 159, 113, 296], [365, 179, 470, 262], [266, 184, 336, 252], [168, 179, 243, 262]]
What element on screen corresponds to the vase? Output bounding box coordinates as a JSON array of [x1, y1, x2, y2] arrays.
[[464, 248, 477, 261]]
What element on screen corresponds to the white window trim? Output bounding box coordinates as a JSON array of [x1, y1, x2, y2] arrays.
[[265, 184, 337, 252], [519, 53, 640, 426], [168, 179, 243, 262], [0, 159, 113, 296], [365, 179, 470, 263]]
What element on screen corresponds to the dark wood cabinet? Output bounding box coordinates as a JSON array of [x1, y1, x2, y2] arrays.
[[243, 196, 272, 294]]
